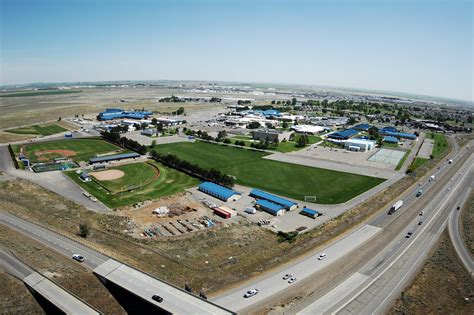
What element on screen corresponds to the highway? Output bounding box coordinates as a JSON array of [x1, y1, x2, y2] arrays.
[[0, 212, 234, 315], [448, 186, 474, 275], [297, 153, 473, 314], [212, 138, 472, 313], [0, 250, 101, 314]]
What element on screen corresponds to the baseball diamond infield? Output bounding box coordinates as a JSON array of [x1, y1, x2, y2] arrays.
[[91, 170, 125, 181]]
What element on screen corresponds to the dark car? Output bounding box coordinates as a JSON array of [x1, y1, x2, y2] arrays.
[[406, 232, 413, 238], [152, 295, 164, 303], [418, 221, 423, 225]]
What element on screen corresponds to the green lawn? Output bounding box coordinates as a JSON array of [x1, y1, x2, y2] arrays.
[[428, 132, 448, 158], [154, 142, 385, 204], [92, 162, 159, 193], [0, 89, 82, 97], [14, 138, 124, 164], [6, 123, 67, 136], [410, 157, 430, 171], [66, 161, 199, 208], [230, 134, 322, 153], [382, 142, 399, 148], [395, 149, 411, 171]]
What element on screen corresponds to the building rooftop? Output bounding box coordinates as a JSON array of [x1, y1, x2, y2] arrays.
[[256, 199, 284, 215], [89, 152, 140, 164], [328, 129, 359, 139], [250, 189, 297, 209], [199, 182, 240, 200]]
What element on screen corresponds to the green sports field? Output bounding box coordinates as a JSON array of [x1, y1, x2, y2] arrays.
[[154, 142, 385, 204], [66, 161, 199, 208], [6, 123, 67, 136], [13, 138, 125, 164]]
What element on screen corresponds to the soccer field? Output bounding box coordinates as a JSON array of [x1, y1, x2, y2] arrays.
[[14, 138, 125, 164], [66, 161, 199, 208], [154, 142, 385, 204]]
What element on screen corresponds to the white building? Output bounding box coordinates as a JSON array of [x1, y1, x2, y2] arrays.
[[344, 139, 375, 152], [291, 124, 326, 134]]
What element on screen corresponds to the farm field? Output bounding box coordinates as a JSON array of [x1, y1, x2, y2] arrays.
[[12, 138, 124, 164], [66, 161, 199, 208], [154, 141, 385, 204], [6, 123, 67, 136]]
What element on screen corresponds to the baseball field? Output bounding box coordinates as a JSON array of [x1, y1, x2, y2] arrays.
[[154, 141, 385, 204], [13, 138, 126, 164], [66, 161, 199, 208]]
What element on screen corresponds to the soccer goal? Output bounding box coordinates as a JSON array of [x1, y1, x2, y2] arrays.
[[304, 196, 317, 202]]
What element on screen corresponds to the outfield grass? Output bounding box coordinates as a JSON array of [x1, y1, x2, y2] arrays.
[[6, 123, 67, 136], [155, 142, 385, 204], [66, 161, 199, 208], [428, 132, 448, 158], [14, 138, 124, 164], [395, 149, 411, 171], [0, 90, 82, 97]]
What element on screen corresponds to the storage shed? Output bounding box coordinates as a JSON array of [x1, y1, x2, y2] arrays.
[[198, 182, 241, 202], [255, 199, 285, 216], [250, 189, 298, 210], [299, 207, 320, 219]]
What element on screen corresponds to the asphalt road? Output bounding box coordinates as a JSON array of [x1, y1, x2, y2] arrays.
[[212, 137, 472, 313], [448, 186, 474, 275], [0, 249, 33, 279], [298, 154, 473, 314]]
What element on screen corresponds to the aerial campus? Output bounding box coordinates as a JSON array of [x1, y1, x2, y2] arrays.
[[0, 1, 473, 315]]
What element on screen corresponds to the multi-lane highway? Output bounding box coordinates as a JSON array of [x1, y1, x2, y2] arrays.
[[0, 212, 234, 315], [212, 138, 472, 313]]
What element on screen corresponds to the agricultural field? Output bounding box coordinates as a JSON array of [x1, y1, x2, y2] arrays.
[[6, 123, 67, 136], [154, 141, 385, 204], [66, 161, 199, 208], [12, 138, 124, 164]]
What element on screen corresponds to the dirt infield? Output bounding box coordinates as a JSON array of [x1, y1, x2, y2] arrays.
[[91, 170, 125, 181], [34, 149, 77, 161]]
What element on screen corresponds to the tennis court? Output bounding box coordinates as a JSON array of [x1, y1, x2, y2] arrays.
[[368, 149, 405, 166]]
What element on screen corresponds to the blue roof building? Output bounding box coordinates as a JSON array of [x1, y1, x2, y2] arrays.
[[255, 199, 285, 216], [381, 126, 397, 133], [97, 108, 153, 121], [328, 129, 359, 140], [262, 109, 281, 117], [383, 136, 399, 143], [299, 207, 320, 219], [381, 130, 417, 140], [352, 123, 372, 131], [89, 152, 140, 164], [198, 182, 241, 201], [250, 189, 298, 210]]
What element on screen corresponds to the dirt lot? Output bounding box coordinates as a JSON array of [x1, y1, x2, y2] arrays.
[[0, 225, 125, 314], [390, 230, 474, 315]]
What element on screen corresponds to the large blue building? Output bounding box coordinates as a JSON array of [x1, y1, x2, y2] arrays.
[[327, 129, 359, 140], [250, 189, 298, 210], [198, 182, 241, 201], [97, 108, 153, 121]]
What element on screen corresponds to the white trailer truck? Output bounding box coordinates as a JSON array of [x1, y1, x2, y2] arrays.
[[389, 200, 404, 214]]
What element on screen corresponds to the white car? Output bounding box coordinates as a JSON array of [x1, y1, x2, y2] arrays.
[[72, 254, 85, 262], [318, 253, 327, 260], [282, 274, 293, 280], [244, 289, 259, 298], [288, 277, 297, 284]]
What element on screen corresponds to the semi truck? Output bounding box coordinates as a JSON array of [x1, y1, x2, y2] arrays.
[[388, 200, 404, 214]]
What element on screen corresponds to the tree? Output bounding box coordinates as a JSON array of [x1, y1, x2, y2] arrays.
[[78, 222, 90, 238], [271, 100, 276, 105], [176, 107, 185, 115], [217, 130, 227, 140], [150, 140, 157, 149], [58, 117, 62, 121], [151, 117, 158, 125], [247, 122, 261, 129], [296, 135, 308, 147], [291, 98, 297, 106], [347, 117, 357, 125], [282, 121, 288, 129]]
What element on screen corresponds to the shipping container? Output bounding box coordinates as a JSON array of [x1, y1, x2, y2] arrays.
[[213, 208, 231, 219]]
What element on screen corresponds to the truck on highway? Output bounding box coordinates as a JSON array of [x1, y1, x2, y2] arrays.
[[388, 200, 404, 214]]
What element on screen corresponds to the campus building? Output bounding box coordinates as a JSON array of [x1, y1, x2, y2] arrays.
[[97, 108, 153, 121], [344, 138, 375, 152], [252, 130, 293, 142], [250, 189, 298, 211]]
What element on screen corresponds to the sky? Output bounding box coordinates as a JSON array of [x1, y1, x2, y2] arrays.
[[0, 0, 472, 101]]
